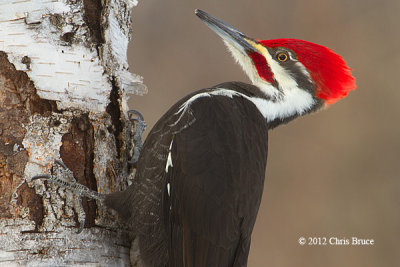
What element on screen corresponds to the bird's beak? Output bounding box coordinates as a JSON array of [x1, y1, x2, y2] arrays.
[[195, 9, 258, 55]]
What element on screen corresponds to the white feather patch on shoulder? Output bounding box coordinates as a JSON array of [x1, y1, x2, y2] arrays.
[[176, 92, 211, 114], [175, 88, 240, 117]]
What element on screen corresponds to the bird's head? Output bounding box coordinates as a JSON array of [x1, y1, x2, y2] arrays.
[[196, 9, 356, 122]]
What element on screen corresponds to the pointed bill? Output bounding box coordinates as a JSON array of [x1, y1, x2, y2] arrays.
[[195, 9, 258, 55]]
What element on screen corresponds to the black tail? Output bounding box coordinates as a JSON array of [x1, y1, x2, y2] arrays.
[[169, 222, 250, 267]]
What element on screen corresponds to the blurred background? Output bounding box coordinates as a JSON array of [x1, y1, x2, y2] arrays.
[[127, 0, 400, 266]]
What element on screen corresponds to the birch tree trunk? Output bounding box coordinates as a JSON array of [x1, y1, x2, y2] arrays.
[[0, 0, 146, 266]]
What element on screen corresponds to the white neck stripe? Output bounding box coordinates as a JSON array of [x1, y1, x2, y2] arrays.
[[176, 87, 314, 123]]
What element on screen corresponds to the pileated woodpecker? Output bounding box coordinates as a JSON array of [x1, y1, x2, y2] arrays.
[[34, 9, 356, 267], [106, 10, 356, 266]]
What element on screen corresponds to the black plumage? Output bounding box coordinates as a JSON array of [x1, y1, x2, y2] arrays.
[[105, 82, 271, 266]]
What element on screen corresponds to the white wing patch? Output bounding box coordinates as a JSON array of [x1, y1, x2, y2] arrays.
[[167, 183, 171, 196], [165, 139, 174, 173]]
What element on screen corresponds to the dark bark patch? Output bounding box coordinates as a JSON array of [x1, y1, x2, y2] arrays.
[[0, 154, 13, 219], [17, 182, 44, 231], [21, 56, 31, 70], [106, 79, 123, 159], [60, 31, 75, 45], [82, 0, 104, 45], [60, 114, 97, 229], [0, 145, 28, 219]]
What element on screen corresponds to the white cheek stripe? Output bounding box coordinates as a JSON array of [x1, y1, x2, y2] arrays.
[[175, 87, 314, 123], [295, 61, 312, 82]]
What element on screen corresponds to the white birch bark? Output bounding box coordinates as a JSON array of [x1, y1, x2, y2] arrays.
[[0, 0, 146, 266]]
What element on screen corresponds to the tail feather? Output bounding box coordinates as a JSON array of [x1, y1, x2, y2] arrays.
[[169, 223, 250, 267]]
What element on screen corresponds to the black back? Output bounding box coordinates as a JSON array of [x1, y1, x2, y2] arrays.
[[106, 82, 269, 267]]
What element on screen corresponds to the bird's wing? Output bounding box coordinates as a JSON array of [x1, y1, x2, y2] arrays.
[[166, 93, 268, 267]]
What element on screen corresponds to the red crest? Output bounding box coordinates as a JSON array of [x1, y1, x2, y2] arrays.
[[259, 39, 356, 104]]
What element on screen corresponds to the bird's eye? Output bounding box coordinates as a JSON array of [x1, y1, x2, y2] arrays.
[[276, 52, 289, 62]]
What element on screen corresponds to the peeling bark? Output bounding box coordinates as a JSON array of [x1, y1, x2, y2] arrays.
[[0, 1, 145, 266], [0, 51, 55, 225]]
